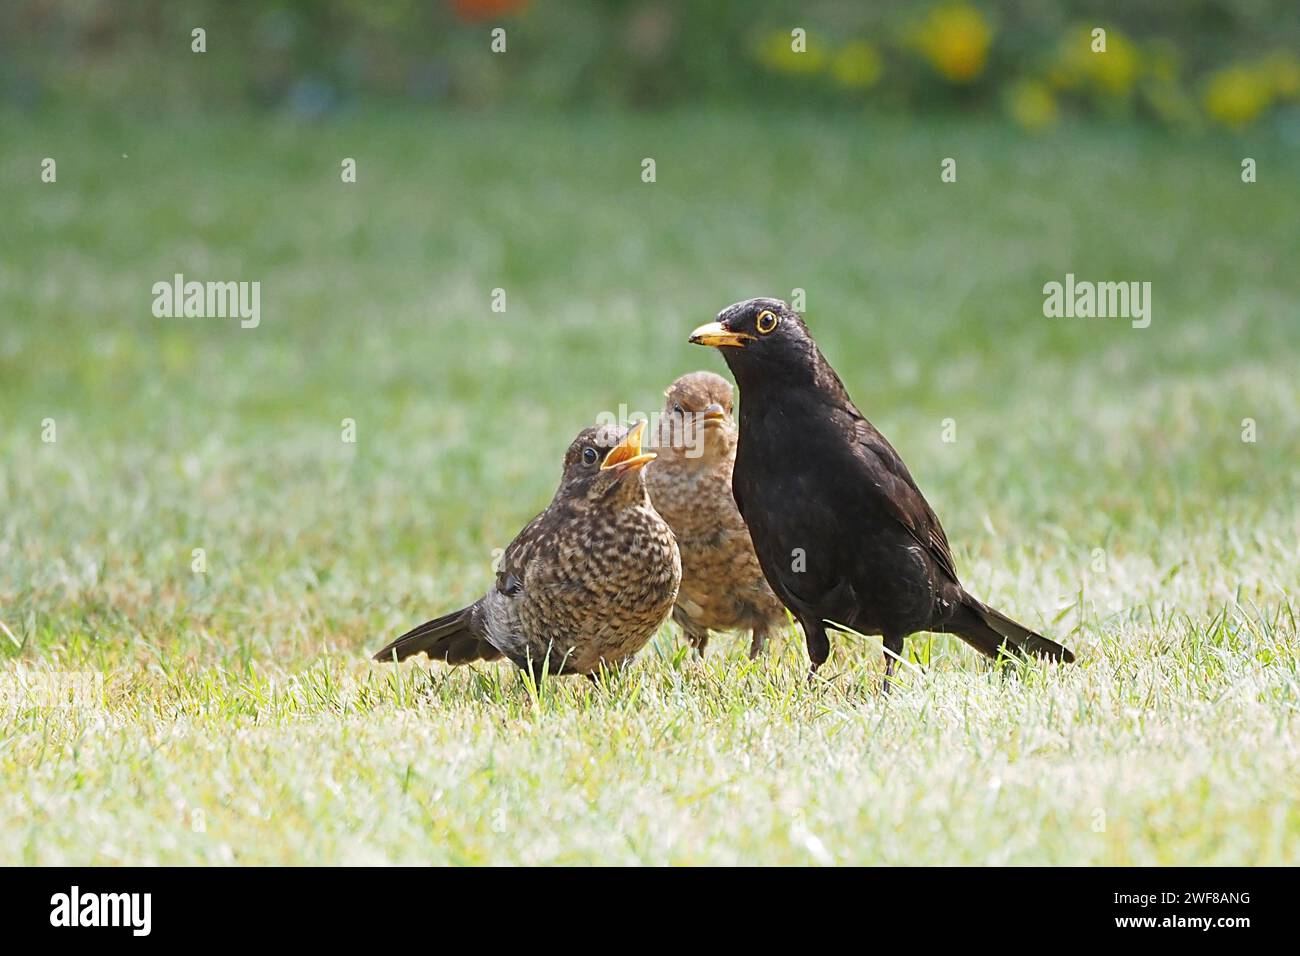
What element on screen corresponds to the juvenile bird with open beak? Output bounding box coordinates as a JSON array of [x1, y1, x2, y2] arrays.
[[645, 371, 788, 658], [373, 421, 681, 679]]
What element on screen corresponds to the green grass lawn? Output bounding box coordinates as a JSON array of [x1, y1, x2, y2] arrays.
[[1, 108, 1297, 864]]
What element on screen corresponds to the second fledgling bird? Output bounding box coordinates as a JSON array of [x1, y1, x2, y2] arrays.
[[645, 371, 788, 658]]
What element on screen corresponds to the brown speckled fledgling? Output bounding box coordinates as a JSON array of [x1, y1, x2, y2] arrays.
[[645, 371, 787, 658], [373, 422, 681, 678]]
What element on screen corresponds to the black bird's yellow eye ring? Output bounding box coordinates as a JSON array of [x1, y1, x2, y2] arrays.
[[756, 310, 778, 334]]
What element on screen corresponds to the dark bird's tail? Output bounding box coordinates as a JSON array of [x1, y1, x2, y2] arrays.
[[371, 600, 502, 665], [945, 593, 1075, 664]]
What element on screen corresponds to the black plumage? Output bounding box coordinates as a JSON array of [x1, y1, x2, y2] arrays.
[[690, 297, 1074, 689]]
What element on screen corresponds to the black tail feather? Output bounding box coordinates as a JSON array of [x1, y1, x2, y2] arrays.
[[947, 593, 1075, 664], [371, 600, 501, 665]]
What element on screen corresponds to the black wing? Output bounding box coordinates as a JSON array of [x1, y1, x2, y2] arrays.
[[848, 414, 959, 584]]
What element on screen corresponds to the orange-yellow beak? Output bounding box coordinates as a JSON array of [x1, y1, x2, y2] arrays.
[[689, 321, 753, 348], [600, 420, 656, 475], [702, 403, 726, 425]]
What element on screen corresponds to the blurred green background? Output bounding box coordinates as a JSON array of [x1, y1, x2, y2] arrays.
[[3, 0, 1299, 132]]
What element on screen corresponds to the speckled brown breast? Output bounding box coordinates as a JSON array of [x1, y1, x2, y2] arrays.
[[489, 498, 681, 675], [646, 451, 786, 635]]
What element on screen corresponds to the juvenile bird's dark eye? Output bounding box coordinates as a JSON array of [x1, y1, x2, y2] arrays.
[[673, 403, 683, 415], [582, 447, 598, 465], [756, 310, 778, 334]]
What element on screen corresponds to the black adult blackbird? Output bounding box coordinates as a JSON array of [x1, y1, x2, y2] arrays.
[[689, 297, 1074, 688], [372, 421, 681, 678]]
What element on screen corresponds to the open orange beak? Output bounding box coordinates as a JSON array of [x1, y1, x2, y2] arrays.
[[600, 420, 656, 475], [701, 403, 726, 425], [689, 321, 753, 348]]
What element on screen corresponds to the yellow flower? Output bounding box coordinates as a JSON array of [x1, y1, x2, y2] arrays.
[[756, 29, 826, 75], [1262, 52, 1300, 99], [831, 41, 884, 89], [1203, 66, 1273, 129], [1055, 25, 1140, 98], [1091, 29, 1140, 96], [1006, 79, 1058, 131], [914, 5, 992, 84]]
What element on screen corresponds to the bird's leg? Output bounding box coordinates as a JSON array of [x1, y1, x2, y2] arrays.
[[748, 625, 771, 659], [674, 606, 710, 657], [803, 620, 830, 681], [881, 634, 905, 694]]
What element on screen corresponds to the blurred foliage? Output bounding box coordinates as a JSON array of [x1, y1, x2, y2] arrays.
[[1, 0, 1298, 132]]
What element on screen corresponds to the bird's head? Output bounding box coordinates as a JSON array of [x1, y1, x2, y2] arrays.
[[656, 370, 735, 464], [688, 297, 818, 387], [559, 421, 657, 507]]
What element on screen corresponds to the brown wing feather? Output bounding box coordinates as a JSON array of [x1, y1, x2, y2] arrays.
[[493, 505, 560, 596]]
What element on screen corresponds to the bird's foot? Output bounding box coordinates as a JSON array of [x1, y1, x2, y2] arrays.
[[880, 655, 905, 696]]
